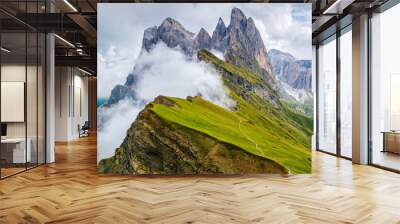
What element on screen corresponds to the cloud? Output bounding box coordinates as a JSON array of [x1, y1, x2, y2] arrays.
[[135, 44, 235, 108], [97, 45, 135, 98], [210, 49, 225, 61], [98, 44, 235, 161], [97, 99, 141, 161]]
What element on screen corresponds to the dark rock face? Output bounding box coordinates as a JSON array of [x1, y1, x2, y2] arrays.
[[223, 11, 274, 83], [98, 96, 286, 174], [142, 26, 158, 52], [107, 84, 136, 105], [211, 18, 228, 52], [143, 18, 196, 56], [107, 73, 137, 105], [268, 49, 312, 91], [157, 18, 196, 55], [194, 28, 212, 50], [125, 73, 137, 86]]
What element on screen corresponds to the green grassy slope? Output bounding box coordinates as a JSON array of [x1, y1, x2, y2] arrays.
[[151, 96, 311, 173], [198, 50, 313, 144]]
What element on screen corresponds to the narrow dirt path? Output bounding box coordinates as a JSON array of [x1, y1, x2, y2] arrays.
[[237, 116, 264, 156]]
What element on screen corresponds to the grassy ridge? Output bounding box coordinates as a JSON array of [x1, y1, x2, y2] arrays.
[[151, 96, 311, 174], [145, 49, 313, 174], [148, 50, 313, 173]]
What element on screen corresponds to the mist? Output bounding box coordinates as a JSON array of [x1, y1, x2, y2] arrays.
[[210, 49, 225, 61], [98, 44, 235, 161]]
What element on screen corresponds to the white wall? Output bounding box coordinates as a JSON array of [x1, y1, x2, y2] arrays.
[[1, 65, 38, 138], [55, 67, 89, 141], [1, 63, 46, 164]]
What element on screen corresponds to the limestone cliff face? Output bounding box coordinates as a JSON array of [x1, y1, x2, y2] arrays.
[[222, 9, 274, 83], [268, 49, 312, 91], [98, 96, 286, 174]]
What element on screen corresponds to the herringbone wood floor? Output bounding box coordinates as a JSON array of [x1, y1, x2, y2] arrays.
[[1, 134, 400, 224]]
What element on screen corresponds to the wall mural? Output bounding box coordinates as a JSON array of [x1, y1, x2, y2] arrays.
[[97, 3, 313, 174]]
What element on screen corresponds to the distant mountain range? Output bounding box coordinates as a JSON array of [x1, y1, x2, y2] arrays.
[[268, 49, 312, 91]]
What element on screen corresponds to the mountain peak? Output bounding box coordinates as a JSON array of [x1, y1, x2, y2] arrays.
[[217, 17, 226, 27], [160, 17, 187, 31], [268, 49, 295, 61], [196, 28, 211, 41], [215, 17, 227, 32], [231, 7, 246, 27], [198, 28, 209, 36], [247, 17, 255, 26], [162, 17, 178, 24], [195, 28, 211, 50], [231, 7, 246, 18]]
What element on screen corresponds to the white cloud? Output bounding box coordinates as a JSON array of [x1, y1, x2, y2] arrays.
[[97, 99, 141, 161], [135, 44, 234, 108], [210, 49, 225, 61], [97, 45, 136, 98]]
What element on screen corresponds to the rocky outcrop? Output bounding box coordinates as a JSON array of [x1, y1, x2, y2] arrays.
[[98, 96, 287, 174], [194, 28, 212, 50], [197, 49, 281, 110], [142, 18, 196, 55], [223, 9, 274, 82], [211, 18, 228, 51], [268, 49, 312, 91], [107, 85, 135, 105], [106, 73, 138, 105]]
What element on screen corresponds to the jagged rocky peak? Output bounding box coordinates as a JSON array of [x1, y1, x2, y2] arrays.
[[217, 17, 226, 29], [142, 26, 158, 52], [195, 28, 212, 49], [211, 18, 227, 52], [157, 17, 195, 51], [245, 17, 257, 37], [214, 18, 227, 36], [158, 17, 194, 37], [222, 7, 274, 82], [142, 17, 196, 54], [230, 7, 247, 28], [197, 28, 211, 39]]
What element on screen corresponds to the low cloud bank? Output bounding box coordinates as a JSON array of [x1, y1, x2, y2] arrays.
[[98, 44, 235, 161]]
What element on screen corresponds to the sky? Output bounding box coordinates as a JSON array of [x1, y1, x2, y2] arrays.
[[97, 3, 312, 98]]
